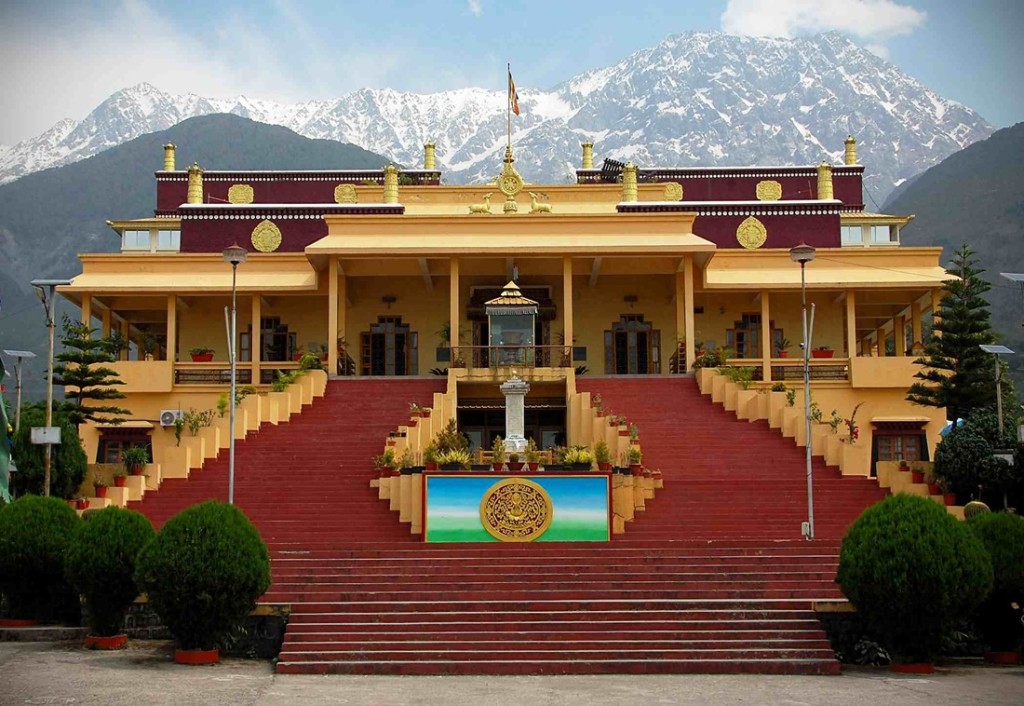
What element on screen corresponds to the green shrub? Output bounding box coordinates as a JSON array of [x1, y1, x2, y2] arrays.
[[64, 507, 155, 637], [11, 406, 87, 499], [933, 426, 993, 501], [837, 494, 992, 663], [134, 501, 270, 650], [0, 496, 80, 621], [968, 512, 1024, 651]]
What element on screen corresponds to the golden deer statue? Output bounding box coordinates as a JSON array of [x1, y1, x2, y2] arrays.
[[469, 193, 493, 214], [529, 192, 552, 214]]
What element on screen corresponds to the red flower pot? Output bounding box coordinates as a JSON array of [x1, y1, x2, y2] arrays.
[[618, 430, 629, 436], [943, 493, 957, 506], [0, 618, 36, 627], [75, 499, 90, 510], [598, 462, 612, 471], [129, 465, 144, 476], [407, 419, 418, 427], [777, 351, 789, 358], [927, 483, 940, 495], [507, 462, 524, 471], [911, 471, 924, 484], [629, 463, 643, 476], [811, 350, 835, 359], [492, 463, 504, 471], [425, 462, 438, 471], [114, 476, 127, 488], [190, 353, 214, 362], [94, 485, 108, 498], [174, 648, 220, 666], [890, 663, 934, 674], [527, 462, 539, 472], [984, 651, 1021, 665], [85, 634, 127, 650]]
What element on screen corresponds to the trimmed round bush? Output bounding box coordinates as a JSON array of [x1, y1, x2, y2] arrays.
[[968, 512, 1024, 651], [0, 495, 80, 621], [837, 494, 993, 663], [11, 407, 87, 500], [933, 427, 992, 502], [64, 507, 155, 637], [134, 501, 270, 650]]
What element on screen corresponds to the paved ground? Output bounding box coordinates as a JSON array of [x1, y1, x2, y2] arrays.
[[2, 641, 1023, 706]]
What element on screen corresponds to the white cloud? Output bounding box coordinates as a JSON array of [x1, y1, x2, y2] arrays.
[[721, 0, 926, 41], [468, 0, 483, 17]]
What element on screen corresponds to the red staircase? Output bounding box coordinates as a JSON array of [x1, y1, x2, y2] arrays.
[[134, 376, 883, 675]]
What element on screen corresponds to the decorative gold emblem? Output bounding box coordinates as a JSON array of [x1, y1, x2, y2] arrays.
[[227, 184, 254, 204], [736, 216, 767, 250], [334, 184, 358, 204], [479, 478, 553, 542], [755, 180, 782, 201], [497, 146, 525, 214], [663, 182, 683, 201], [251, 219, 282, 253]]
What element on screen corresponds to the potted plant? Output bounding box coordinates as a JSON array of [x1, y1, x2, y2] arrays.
[[811, 345, 834, 359], [183, 408, 213, 437], [122, 446, 149, 477], [563, 446, 594, 471], [93, 480, 109, 498], [381, 448, 397, 476], [491, 436, 506, 471], [398, 449, 415, 474], [507, 452, 524, 472], [525, 439, 540, 472], [438, 448, 471, 470], [591, 393, 604, 416], [423, 442, 439, 471], [776, 337, 791, 358], [910, 464, 925, 485], [594, 440, 612, 471], [629, 424, 640, 444], [627, 446, 643, 475], [188, 346, 214, 362], [75, 498, 90, 510], [409, 402, 426, 418], [141, 331, 159, 361], [113, 470, 128, 488]]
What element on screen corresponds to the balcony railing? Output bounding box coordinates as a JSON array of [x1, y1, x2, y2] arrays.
[[723, 358, 851, 382], [450, 345, 573, 370], [173, 361, 301, 385]]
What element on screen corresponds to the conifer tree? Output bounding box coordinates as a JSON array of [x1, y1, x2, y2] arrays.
[[53, 316, 131, 426], [908, 244, 996, 420]]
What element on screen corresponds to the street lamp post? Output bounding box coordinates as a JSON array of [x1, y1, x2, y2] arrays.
[[979, 344, 1014, 438], [222, 245, 248, 505], [789, 244, 816, 541], [30, 279, 72, 497], [2, 350, 37, 433]]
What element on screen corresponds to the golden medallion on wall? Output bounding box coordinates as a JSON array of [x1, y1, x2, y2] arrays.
[[227, 184, 254, 204], [251, 219, 282, 253], [334, 184, 358, 204], [736, 216, 768, 250], [755, 180, 783, 201], [480, 478, 553, 542], [663, 182, 684, 201]]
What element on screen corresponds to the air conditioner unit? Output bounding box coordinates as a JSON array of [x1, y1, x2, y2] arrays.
[[159, 409, 184, 427]]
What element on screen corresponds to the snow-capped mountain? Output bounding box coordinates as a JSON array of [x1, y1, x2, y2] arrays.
[[0, 31, 992, 203]]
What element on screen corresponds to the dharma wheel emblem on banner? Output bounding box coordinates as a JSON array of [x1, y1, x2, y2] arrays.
[[480, 478, 553, 542], [736, 216, 768, 250]]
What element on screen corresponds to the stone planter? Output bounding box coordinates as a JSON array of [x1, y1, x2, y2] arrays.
[[174, 648, 220, 665]]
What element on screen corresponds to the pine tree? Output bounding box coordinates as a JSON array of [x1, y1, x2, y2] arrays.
[[908, 244, 996, 421], [53, 316, 131, 426]]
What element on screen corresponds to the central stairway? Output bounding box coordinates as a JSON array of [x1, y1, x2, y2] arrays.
[[135, 376, 884, 675]]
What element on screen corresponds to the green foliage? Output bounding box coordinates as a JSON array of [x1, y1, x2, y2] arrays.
[[964, 408, 1022, 449], [562, 446, 594, 466], [934, 426, 993, 501], [11, 405, 87, 499], [183, 408, 214, 436], [422, 441, 438, 465], [693, 346, 731, 369], [593, 440, 611, 465], [525, 438, 540, 464], [785, 388, 796, 407], [134, 501, 270, 651], [297, 351, 324, 370], [721, 365, 756, 390], [433, 418, 469, 455], [53, 316, 131, 426], [491, 435, 506, 463], [64, 507, 155, 636], [627, 446, 642, 464], [121, 446, 149, 474], [771, 382, 787, 393], [0, 496, 80, 621], [907, 244, 997, 421], [271, 369, 303, 392], [837, 494, 993, 663], [968, 512, 1024, 650], [436, 448, 471, 468]]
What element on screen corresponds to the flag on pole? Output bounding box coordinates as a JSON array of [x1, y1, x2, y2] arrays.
[[508, 69, 520, 116]]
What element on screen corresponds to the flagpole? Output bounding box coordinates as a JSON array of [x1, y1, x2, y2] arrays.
[[507, 63, 511, 151]]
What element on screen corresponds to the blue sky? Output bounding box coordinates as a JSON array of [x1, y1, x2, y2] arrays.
[[0, 0, 1021, 144]]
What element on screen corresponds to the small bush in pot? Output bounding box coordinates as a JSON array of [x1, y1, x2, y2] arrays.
[[134, 501, 270, 658], [491, 435, 506, 469], [0, 496, 80, 623], [967, 512, 1024, 656], [121, 446, 149, 476], [594, 440, 612, 470], [524, 439, 540, 470], [64, 507, 155, 643], [837, 494, 992, 666]]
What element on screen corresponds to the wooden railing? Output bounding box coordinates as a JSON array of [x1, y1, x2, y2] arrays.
[[450, 345, 572, 370], [173, 361, 302, 385]]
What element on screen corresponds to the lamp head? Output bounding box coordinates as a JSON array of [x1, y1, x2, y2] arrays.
[[222, 244, 248, 266], [789, 243, 816, 264]]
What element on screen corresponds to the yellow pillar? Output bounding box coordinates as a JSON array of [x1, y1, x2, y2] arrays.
[[817, 162, 834, 200], [562, 256, 574, 359], [844, 135, 858, 165], [81, 294, 92, 329], [760, 291, 771, 382], [424, 142, 436, 170], [683, 255, 695, 371], [328, 257, 339, 375], [876, 327, 887, 357], [166, 296, 177, 363], [910, 301, 922, 352], [383, 164, 399, 204], [338, 272, 347, 372], [163, 143, 176, 171], [187, 163, 203, 204], [251, 294, 261, 382], [120, 318, 130, 361], [101, 307, 112, 338], [894, 314, 906, 356], [622, 163, 638, 202], [845, 291, 857, 358], [674, 270, 685, 371], [449, 258, 460, 363], [931, 289, 942, 333], [581, 141, 594, 169], [861, 337, 872, 357]]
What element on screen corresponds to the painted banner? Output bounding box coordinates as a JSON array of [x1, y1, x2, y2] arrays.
[[424, 473, 610, 543]]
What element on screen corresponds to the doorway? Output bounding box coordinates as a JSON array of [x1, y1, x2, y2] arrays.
[[605, 315, 661, 374], [360, 316, 419, 376]]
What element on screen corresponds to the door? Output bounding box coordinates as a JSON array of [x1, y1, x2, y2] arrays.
[[605, 315, 660, 374], [360, 317, 418, 376]]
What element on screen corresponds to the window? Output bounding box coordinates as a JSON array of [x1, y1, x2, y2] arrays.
[[876, 434, 923, 462], [840, 225, 863, 245], [157, 229, 180, 251], [870, 225, 894, 244], [122, 230, 150, 250]]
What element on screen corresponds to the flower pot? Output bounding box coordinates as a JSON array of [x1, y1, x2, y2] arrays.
[[75, 499, 90, 510], [527, 462, 539, 472], [927, 482, 940, 495], [911, 470, 924, 484], [630, 439, 640, 446], [777, 351, 789, 358], [114, 476, 127, 488], [386, 439, 396, 447], [407, 419, 418, 427], [570, 463, 591, 471], [943, 493, 957, 506], [598, 462, 612, 471], [889, 663, 934, 674], [0, 618, 36, 627], [629, 463, 643, 476], [618, 429, 629, 436], [507, 462, 524, 471], [440, 463, 463, 471], [984, 651, 1021, 665], [190, 353, 214, 362], [94, 485, 108, 498], [492, 463, 504, 471], [425, 462, 438, 471], [811, 350, 834, 359], [129, 465, 144, 476], [174, 648, 220, 666], [85, 634, 127, 650]]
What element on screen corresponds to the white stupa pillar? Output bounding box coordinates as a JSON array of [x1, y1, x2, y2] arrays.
[[500, 375, 530, 453]]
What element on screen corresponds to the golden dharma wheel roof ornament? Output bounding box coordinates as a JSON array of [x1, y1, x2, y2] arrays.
[[663, 182, 683, 201], [736, 216, 767, 250], [755, 180, 782, 201], [479, 478, 553, 542], [227, 184, 254, 204], [251, 219, 282, 253], [334, 184, 358, 204]]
